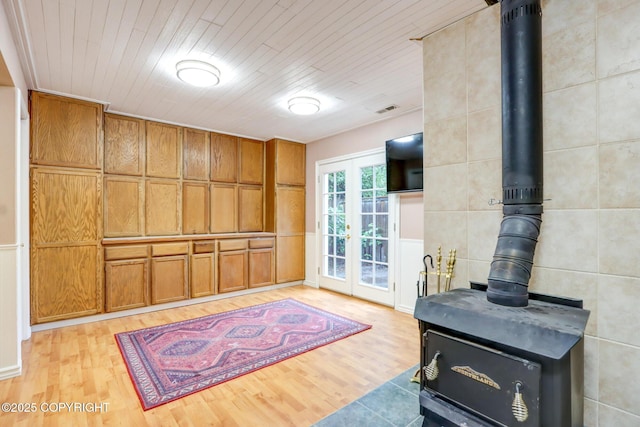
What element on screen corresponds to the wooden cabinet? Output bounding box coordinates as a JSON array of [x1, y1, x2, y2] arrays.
[[104, 176, 144, 237], [238, 138, 264, 185], [146, 180, 181, 235], [238, 186, 263, 232], [210, 183, 237, 233], [183, 128, 210, 180], [150, 243, 189, 304], [104, 114, 145, 175], [218, 239, 248, 293], [211, 132, 237, 182], [31, 167, 103, 324], [191, 241, 216, 298], [248, 238, 275, 288], [183, 182, 209, 234], [104, 242, 151, 313], [146, 121, 182, 179], [265, 139, 306, 283], [30, 91, 103, 169]]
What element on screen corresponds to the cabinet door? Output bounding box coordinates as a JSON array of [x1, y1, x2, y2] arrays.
[[276, 186, 305, 234], [218, 250, 248, 293], [183, 182, 209, 234], [105, 259, 149, 311], [276, 235, 305, 283], [31, 245, 102, 323], [183, 128, 210, 180], [146, 180, 180, 235], [104, 114, 145, 175], [151, 255, 189, 304], [238, 138, 264, 185], [146, 121, 182, 178], [249, 248, 274, 288], [210, 132, 237, 182], [275, 139, 305, 186], [191, 253, 215, 297], [104, 176, 144, 237], [238, 186, 263, 232], [210, 183, 237, 233], [30, 92, 103, 169]]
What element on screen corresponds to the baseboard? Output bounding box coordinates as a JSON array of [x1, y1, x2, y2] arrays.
[[0, 363, 21, 380]]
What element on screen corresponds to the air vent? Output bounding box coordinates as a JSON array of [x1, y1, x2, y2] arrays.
[[375, 104, 399, 114]]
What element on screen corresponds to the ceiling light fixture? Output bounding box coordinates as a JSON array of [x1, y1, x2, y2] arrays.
[[288, 96, 321, 115], [176, 60, 220, 87]]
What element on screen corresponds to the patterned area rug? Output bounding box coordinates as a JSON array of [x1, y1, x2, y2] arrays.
[[115, 298, 371, 410]]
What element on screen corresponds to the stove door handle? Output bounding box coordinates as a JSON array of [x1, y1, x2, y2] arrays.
[[512, 381, 529, 423], [424, 351, 440, 381]]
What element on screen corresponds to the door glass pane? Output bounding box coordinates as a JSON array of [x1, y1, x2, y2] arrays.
[[360, 261, 373, 284], [323, 170, 347, 280]]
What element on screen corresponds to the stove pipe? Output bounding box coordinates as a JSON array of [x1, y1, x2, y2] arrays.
[[487, 0, 543, 307]]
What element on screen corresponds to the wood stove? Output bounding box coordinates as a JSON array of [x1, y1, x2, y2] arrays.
[[414, 284, 589, 426]]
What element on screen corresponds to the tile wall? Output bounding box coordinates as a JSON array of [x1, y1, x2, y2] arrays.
[[422, 1, 640, 425]]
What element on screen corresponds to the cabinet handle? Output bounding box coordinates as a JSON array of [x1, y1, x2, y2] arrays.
[[512, 381, 529, 422]]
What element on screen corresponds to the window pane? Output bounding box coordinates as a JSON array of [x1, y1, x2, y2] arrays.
[[328, 235, 335, 256], [336, 237, 345, 257], [375, 165, 386, 189], [360, 261, 373, 284], [336, 171, 345, 192], [376, 215, 388, 238], [374, 264, 388, 288], [336, 215, 345, 235], [377, 239, 389, 263], [361, 167, 373, 190], [361, 214, 374, 237], [362, 195, 373, 213], [361, 237, 373, 261], [328, 173, 334, 192], [336, 257, 346, 279], [336, 192, 345, 213], [376, 196, 388, 213]]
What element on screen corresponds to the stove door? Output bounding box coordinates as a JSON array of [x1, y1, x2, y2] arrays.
[[425, 330, 541, 427]]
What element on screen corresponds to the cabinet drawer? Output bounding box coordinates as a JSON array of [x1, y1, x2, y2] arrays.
[[193, 241, 216, 254], [249, 238, 274, 249], [104, 245, 149, 260], [151, 242, 189, 257], [218, 239, 248, 252]]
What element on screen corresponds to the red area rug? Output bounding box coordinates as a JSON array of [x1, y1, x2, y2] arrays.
[[115, 298, 371, 410]]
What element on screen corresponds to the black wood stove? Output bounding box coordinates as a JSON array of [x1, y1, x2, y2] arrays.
[[414, 284, 589, 426], [414, 1, 591, 425]]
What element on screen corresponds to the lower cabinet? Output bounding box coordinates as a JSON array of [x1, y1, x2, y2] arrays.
[[276, 235, 305, 283], [150, 242, 190, 304], [218, 239, 248, 293], [191, 241, 215, 297], [105, 259, 149, 311], [249, 238, 275, 288]]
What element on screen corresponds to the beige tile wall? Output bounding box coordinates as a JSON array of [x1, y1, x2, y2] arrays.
[[422, 1, 640, 424]]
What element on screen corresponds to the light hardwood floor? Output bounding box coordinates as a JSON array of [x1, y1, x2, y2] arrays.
[[0, 285, 420, 426]]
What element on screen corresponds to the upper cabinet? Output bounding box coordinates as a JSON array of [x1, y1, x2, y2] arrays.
[[183, 128, 210, 181], [238, 138, 264, 185], [271, 139, 305, 186], [104, 114, 145, 175], [146, 121, 182, 179], [211, 132, 237, 183], [30, 91, 103, 169]]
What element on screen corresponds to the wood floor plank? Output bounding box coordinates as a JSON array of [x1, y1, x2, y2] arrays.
[[0, 285, 420, 426]]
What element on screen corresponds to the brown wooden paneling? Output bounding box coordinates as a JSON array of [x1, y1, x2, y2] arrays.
[[146, 121, 181, 178], [264, 140, 276, 232], [145, 180, 180, 235], [218, 250, 247, 293], [182, 182, 209, 234], [183, 128, 210, 180], [104, 176, 144, 237], [249, 248, 275, 288], [31, 168, 101, 245], [210, 132, 237, 182], [276, 186, 305, 234], [31, 244, 102, 323], [151, 255, 189, 304], [238, 185, 263, 232], [238, 137, 264, 185], [105, 259, 149, 312], [210, 183, 237, 233], [104, 114, 145, 175], [30, 92, 103, 169], [276, 235, 305, 283], [274, 139, 305, 186], [190, 253, 215, 298]]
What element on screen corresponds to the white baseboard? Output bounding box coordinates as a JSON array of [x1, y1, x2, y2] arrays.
[[0, 363, 21, 380]]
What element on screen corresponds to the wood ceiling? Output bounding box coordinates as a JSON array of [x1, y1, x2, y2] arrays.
[[6, 0, 489, 142]]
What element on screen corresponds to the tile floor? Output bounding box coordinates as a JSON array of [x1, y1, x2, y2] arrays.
[[313, 364, 424, 427]]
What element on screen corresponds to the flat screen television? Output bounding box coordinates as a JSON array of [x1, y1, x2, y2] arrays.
[[385, 132, 424, 193]]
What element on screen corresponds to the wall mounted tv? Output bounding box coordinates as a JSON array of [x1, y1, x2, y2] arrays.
[[385, 132, 424, 193]]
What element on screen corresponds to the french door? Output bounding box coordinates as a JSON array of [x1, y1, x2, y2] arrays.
[[317, 151, 396, 306]]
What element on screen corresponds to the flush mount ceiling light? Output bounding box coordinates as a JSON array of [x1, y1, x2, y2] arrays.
[[288, 96, 321, 115], [176, 60, 220, 87]]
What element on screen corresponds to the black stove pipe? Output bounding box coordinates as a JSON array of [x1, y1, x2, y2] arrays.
[[487, 0, 543, 307]]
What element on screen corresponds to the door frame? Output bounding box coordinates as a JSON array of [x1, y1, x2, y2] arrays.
[[315, 148, 399, 308]]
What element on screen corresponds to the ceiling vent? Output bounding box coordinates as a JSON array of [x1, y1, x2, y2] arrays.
[[375, 104, 399, 114]]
